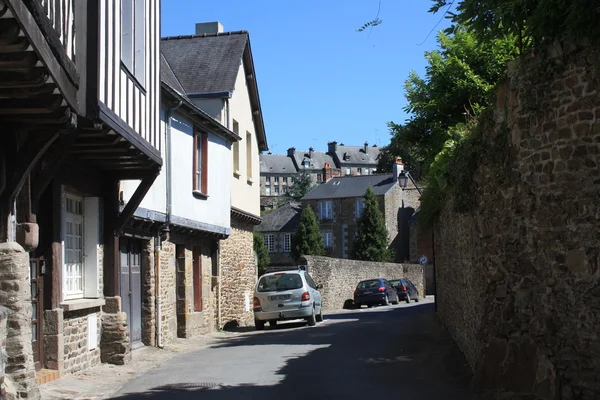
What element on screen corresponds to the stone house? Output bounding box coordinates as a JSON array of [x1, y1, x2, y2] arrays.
[[327, 141, 381, 176], [118, 51, 242, 350], [301, 161, 420, 262], [255, 202, 302, 269], [287, 147, 337, 184], [0, 0, 163, 396], [259, 154, 296, 211], [161, 22, 268, 329]]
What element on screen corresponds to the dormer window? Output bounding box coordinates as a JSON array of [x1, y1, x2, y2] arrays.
[[303, 160, 310, 167], [121, 0, 146, 85], [343, 153, 350, 161]]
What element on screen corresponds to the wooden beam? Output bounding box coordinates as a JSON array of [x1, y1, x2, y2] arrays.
[[115, 171, 159, 236], [31, 130, 79, 201], [1, 130, 61, 207], [103, 180, 119, 297], [5, 0, 78, 109], [50, 180, 61, 308]]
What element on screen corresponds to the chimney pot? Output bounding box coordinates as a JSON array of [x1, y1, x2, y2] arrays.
[[195, 22, 224, 35], [308, 147, 314, 158]]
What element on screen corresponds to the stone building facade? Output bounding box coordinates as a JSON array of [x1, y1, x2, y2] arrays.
[[435, 44, 600, 399], [300, 255, 425, 311], [219, 219, 258, 328]]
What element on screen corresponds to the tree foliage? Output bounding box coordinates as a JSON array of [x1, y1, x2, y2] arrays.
[[285, 169, 316, 202], [291, 206, 325, 261], [430, 0, 600, 51], [351, 187, 392, 262], [380, 28, 518, 179], [253, 231, 270, 276]]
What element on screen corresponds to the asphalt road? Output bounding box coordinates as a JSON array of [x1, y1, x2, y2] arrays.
[[113, 299, 475, 400]]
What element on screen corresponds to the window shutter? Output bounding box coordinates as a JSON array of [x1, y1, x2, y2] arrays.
[[83, 197, 100, 298]]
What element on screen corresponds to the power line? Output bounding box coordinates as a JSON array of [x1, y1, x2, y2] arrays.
[[417, 0, 456, 46]]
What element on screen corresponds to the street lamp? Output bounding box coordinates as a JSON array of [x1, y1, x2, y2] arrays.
[[397, 168, 436, 312]]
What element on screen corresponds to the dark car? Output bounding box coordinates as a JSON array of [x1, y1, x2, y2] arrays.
[[354, 278, 399, 308], [389, 278, 419, 303]]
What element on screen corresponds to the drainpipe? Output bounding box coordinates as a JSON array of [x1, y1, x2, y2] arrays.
[[165, 99, 183, 231], [154, 233, 163, 348], [156, 98, 182, 348], [217, 241, 222, 330], [225, 99, 230, 130]]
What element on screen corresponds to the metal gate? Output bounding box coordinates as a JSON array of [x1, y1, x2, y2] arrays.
[[119, 238, 142, 346]]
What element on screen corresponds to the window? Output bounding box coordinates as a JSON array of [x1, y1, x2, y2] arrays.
[[357, 168, 362, 175], [193, 130, 208, 195], [274, 185, 280, 195], [316, 174, 322, 183], [121, 0, 145, 84], [283, 177, 288, 186], [303, 160, 310, 167], [364, 168, 369, 175], [319, 201, 333, 220], [345, 167, 351, 176], [64, 195, 83, 298], [356, 199, 365, 219], [264, 234, 275, 252], [322, 232, 333, 250], [283, 234, 291, 253], [193, 246, 202, 311], [246, 132, 252, 180], [62, 193, 101, 300], [232, 121, 240, 173], [266, 176, 271, 185], [265, 186, 271, 196]]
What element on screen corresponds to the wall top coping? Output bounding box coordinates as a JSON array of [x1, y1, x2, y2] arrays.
[[60, 298, 106, 312]]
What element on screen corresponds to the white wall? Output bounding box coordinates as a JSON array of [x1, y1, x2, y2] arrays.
[[192, 98, 224, 124], [227, 61, 260, 217], [120, 106, 232, 231]]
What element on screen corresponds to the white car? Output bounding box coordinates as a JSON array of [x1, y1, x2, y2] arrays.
[[253, 268, 323, 330]]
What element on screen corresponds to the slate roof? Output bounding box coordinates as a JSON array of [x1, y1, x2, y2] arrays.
[[160, 53, 186, 94], [161, 31, 268, 151], [256, 202, 302, 233], [290, 150, 335, 171], [161, 32, 248, 94], [302, 174, 396, 200], [335, 145, 381, 166], [260, 154, 297, 174]]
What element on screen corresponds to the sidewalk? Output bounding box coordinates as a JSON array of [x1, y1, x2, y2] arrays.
[[39, 331, 238, 400]]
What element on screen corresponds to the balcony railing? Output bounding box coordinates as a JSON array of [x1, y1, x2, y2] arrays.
[[39, 0, 76, 62]]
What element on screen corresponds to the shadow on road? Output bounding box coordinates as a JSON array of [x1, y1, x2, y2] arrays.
[[112, 303, 475, 400]]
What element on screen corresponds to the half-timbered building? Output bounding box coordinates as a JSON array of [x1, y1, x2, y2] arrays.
[[0, 0, 162, 395]]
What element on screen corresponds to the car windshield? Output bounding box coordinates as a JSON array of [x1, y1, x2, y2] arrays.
[[357, 279, 381, 289], [257, 273, 303, 292]]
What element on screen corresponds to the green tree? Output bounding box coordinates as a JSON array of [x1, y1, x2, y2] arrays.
[[291, 206, 325, 261], [381, 28, 518, 177], [285, 169, 316, 201], [352, 187, 392, 262], [253, 231, 270, 276]]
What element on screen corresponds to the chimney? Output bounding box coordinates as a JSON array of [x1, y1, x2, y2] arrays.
[[363, 142, 368, 153], [195, 22, 224, 35], [327, 141, 337, 154], [308, 147, 314, 158], [392, 157, 404, 182], [322, 163, 341, 182], [287, 147, 296, 157]]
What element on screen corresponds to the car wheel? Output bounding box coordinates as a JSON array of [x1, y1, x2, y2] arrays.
[[367, 304, 373, 308], [405, 294, 411, 304], [383, 295, 390, 306], [269, 320, 278, 327], [316, 306, 324, 322], [354, 302, 361, 309], [255, 320, 265, 331], [307, 306, 317, 326], [414, 293, 420, 302], [391, 297, 399, 305]]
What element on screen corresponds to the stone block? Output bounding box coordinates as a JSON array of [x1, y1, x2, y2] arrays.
[[15, 223, 39, 252], [0, 375, 17, 400], [43, 310, 63, 336], [103, 297, 122, 314]]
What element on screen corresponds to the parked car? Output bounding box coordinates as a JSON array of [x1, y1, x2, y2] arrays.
[[389, 278, 419, 303], [253, 268, 323, 330], [354, 278, 399, 308]]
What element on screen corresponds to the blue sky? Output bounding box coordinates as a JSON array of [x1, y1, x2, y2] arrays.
[[162, 1, 452, 155]]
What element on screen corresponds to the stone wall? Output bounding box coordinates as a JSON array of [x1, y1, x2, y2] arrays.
[[219, 218, 257, 328], [158, 241, 177, 345], [301, 255, 425, 311], [0, 243, 40, 399], [141, 240, 155, 347], [435, 43, 600, 399], [100, 297, 129, 365], [63, 309, 102, 374]]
